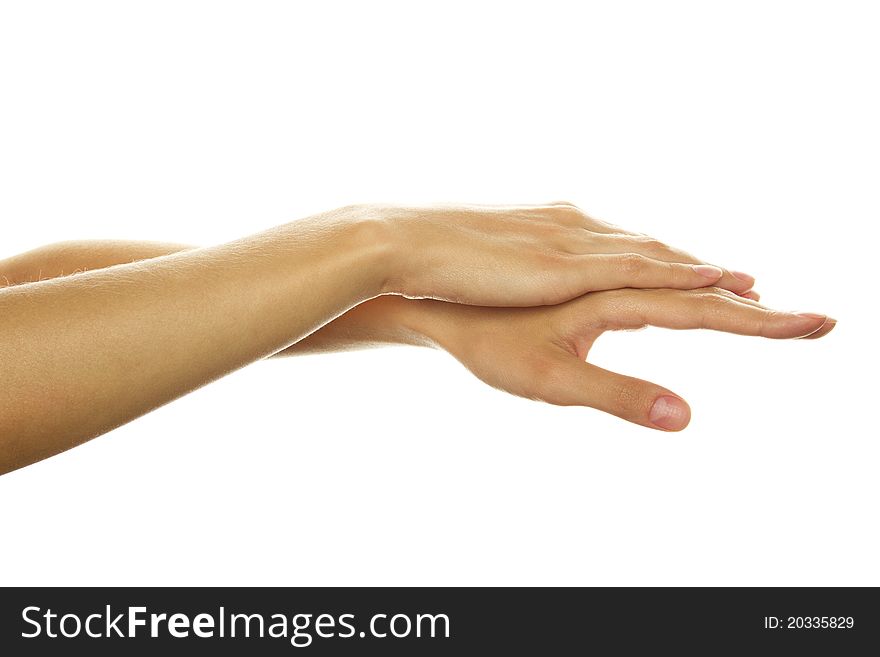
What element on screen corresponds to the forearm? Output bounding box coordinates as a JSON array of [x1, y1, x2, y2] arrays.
[[0, 239, 442, 357], [0, 240, 195, 284], [0, 213, 388, 474]]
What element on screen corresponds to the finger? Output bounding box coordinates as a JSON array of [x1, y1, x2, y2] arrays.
[[576, 253, 725, 292], [656, 289, 835, 340], [587, 234, 755, 295], [547, 356, 691, 431], [577, 218, 754, 294], [648, 250, 755, 297], [742, 290, 761, 301], [591, 289, 835, 339]]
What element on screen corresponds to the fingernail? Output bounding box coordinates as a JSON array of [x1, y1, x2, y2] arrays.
[[793, 312, 827, 321], [731, 271, 755, 284], [801, 318, 837, 339], [649, 395, 690, 431], [692, 264, 723, 279]]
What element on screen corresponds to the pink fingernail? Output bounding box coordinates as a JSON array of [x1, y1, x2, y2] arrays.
[[793, 312, 827, 321], [731, 271, 755, 284], [649, 396, 690, 431], [692, 264, 723, 279]]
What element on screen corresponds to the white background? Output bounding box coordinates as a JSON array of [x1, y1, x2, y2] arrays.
[[1, 1, 877, 586]]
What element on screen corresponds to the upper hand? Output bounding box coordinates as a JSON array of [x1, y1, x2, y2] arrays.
[[369, 202, 757, 306]]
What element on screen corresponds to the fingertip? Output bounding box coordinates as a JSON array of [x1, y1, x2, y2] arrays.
[[760, 311, 829, 339], [648, 395, 691, 431], [714, 270, 756, 295], [692, 264, 723, 280], [787, 312, 832, 339], [801, 317, 837, 340], [731, 270, 756, 288]]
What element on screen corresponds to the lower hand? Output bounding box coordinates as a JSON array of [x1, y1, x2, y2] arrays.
[[404, 288, 835, 431]]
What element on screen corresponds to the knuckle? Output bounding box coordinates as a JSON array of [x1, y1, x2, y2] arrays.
[[634, 235, 668, 255], [666, 261, 686, 281], [541, 249, 570, 269], [529, 219, 559, 238], [339, 202, 368, 216], [586, 289, 629, 320], [759, 310, 782, 335], [618, 252, 647, 277], [701, 292, 732, 316], [690, 292, 729, 328], [608, 380, 642, 416], [548, 225, 587, 253], [523, 357, 561, 400], [694, 285, 726, 298], [547, 208, 584, 229]]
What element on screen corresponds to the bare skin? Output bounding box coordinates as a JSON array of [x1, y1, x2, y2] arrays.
[[0, 203, 833, 475]]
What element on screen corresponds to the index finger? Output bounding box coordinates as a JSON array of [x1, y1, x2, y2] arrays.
[[588, 288, 836, 339]]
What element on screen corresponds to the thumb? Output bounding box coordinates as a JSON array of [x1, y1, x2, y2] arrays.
[[548, 355, 691, 431]]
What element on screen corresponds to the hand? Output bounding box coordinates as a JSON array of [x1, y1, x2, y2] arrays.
[[370, 202, 757, 306], [408, 288, 835, 430]]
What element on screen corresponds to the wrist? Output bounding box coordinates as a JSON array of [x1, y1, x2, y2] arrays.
[[339, 210, 399, 301], [394, 297, 462, 351], [338, 203, 423, 298], [275, 206, 398, 303]]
